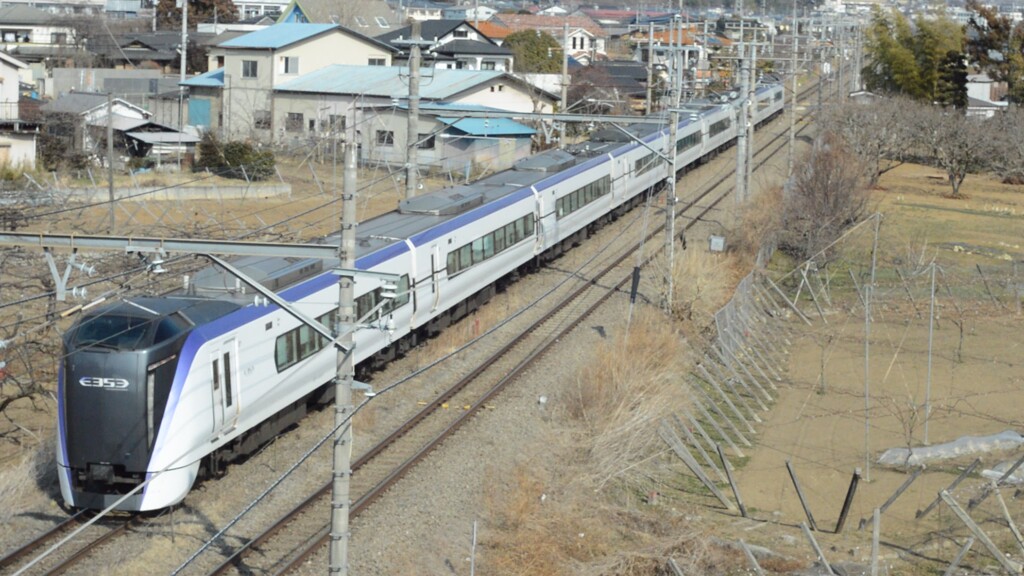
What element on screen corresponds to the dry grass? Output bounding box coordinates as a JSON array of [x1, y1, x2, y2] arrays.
[[0, 440, 55, 524], [564, 308, 693, 492], [730, 185, 784, 267], [481, 461, 728, 576], [666, 248, 740, 340]]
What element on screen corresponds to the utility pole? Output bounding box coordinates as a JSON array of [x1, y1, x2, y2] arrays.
[[329, 117, 358, 576], [746, 36, 755, 195], [560, 21, 568, 147], [646, 23, 654, 114], [924, 263, 935, 445], [735, 42, 748, 204], [107, 93, 114, 233], [788, 0, 798, 178], [179, 0, 187, 170], [405, 20, 422, 199]]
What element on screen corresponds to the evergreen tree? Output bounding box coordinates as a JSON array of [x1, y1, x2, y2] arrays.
[[504, 30, 562, 74], [157, 0, 238, 28], [966, 0, 1024, 102], [936, 50, 968, 109], [862, 7, 964, 102]]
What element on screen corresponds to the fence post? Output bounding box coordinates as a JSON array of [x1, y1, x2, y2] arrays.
[[787, 460, 818, 531], [940, 490, 1023, 575]]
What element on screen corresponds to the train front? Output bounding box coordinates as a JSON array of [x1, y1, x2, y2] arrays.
[[57, 298, 195, 511]]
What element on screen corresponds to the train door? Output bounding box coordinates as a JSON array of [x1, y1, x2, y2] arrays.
[[430, 244, 442, 312], [210, 338, 239, 435]]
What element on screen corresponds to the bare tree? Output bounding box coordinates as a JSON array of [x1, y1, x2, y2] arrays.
[[780, 131, 870, 262], [916, 107, 993, 197], [825, 96, 918, 186], [988, 108, 1024, 184]]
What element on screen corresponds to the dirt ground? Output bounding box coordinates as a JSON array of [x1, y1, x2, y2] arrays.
[[724, 164, 1024, 574]]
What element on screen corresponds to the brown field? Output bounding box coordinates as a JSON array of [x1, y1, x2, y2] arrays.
[[722, 164, 1024, 574]]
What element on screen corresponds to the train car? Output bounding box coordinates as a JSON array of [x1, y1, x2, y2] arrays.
[[57, 81, 784, 512]]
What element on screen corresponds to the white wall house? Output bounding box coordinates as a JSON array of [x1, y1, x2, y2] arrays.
[[0, 51, 36, 168], [267, 65, 557, 150], [199, 23, 397, 139], [379, 20, 514, 72]]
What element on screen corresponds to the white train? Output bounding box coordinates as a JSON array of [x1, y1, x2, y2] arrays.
[[58, 82, 785, 511]]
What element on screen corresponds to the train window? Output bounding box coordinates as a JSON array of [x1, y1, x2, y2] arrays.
[[396, 274, 411, 307], [525, 216, 535, 236], [471, 238, 485, 264], [223, 352, 233, 407], [505, 222, 516, 244], [275, 331, 296, 371], [494, 227, 506, 252], [73, 314, 151, 350], [154, 314, 190, 345], [514, 218, 525, 241], [298, 325, 315, 357], [459, 245, 472, 270], [212, 358, 220, 390], [483, 234, 495, 259]]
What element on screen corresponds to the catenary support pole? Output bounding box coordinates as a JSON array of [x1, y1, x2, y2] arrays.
[[405, 20, 422, 199], [735, 43, 748, 204], [788, 0, 798, 179], [107, 93, 114, 233], [328, 139, 358, 575], [560, 21, 569, 147], [646, 23, 654, 114]]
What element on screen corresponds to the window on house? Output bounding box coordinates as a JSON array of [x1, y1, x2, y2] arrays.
[[572, 37, 577, 50], [453, 29, 468, 38], [376, 130, 394, 146], [282, 56, 298, 74], [481, 61, 496, 71], [286, 112, 304, 132], [417, 133, 435, 149], [242, 60, 258, 78], [354, 15, 368, 27], [254, 110, 271, 129], [375, 17, 390, 28], [50, 32, 67, 44], [368, 57, 386, 66], [308, 118, 316, 131], [328, 114, 345, 133]]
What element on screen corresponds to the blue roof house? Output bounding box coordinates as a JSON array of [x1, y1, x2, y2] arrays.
[[268, 65, 557, 153], [190, 23, 397, 138]]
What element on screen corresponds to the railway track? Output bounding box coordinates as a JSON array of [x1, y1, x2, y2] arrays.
[[0, 514, 141, 576], [1, 73, 831, 576]]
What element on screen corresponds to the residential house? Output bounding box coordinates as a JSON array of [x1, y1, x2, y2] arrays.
[[473, 21, 511, 45], [0, 6, 80, 80], [39, 90, 196, 164], [400, 0, 446, 22], [269, 65, 557, 151], [40, 91, 150, 152], [197, 15, 278, 35], [0, 0, 105, 15], [378, 20, 514, 72], [442, 5, 497, 21], [491, 14, 608, 65], [966, 74, 1008, 118], [276, 0, 399, 36], [0, 51, 38, 168], [361, 102, 535, 174], [194, 23, 398, 137], [234, 0, 289, 20], [84, 31, 194, 72]]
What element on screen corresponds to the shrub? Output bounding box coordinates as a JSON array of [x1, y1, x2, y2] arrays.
[[194, 132, 275, 181]]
